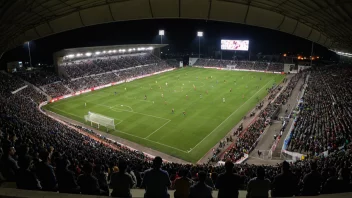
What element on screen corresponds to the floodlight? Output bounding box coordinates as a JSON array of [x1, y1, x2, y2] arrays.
[[95, 51, 101, 55], [108, 50, 112, 53], [67, 54, 75, 58], [148, 47, 154, 50], [103, 51, 106, 53], [159, 30, 165, 36], [128, 48, 132, 52], [197, 31, 203, 37], [141, 47, 145, 50], [133, 48, 136, 51], [76, 53, 81, 57], [113, 50, 117, 53], [85, 52, 92, 56]]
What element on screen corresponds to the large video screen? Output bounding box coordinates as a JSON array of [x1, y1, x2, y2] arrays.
[[221, 40, 249, 51]]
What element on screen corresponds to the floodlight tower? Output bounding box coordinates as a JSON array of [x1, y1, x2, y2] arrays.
[[197, 31, 203, 58], [159, 30, 164, 58], [26, 41, 32, 67]]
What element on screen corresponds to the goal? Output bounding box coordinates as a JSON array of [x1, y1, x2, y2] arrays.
[[84, 112, 115, 131]]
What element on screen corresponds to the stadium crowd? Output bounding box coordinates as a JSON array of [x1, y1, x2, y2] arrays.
[[194, 58, 284, 72], [287, 67, 352, 156], [1, 57, 352, 197]]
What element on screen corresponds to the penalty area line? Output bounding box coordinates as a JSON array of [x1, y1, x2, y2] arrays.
[[188, 80, 273, 153], [144, 120, 171, 139]]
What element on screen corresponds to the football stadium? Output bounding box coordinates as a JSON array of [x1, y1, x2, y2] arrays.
[[0, 1, 352, 198]]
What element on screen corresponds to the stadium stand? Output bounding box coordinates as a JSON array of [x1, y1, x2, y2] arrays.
[[1, 58, 352, 197], [194, 58, 284, 72]]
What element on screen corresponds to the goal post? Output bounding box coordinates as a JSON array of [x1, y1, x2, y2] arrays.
[[84, 111, 115, 131]]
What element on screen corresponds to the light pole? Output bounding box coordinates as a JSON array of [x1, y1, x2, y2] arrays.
[[159, 30, 164, 58], [197, 31, 203, 58], [26, 41, 32, 67]]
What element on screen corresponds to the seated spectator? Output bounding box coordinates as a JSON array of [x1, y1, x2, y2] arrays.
[[110, 159, 135, 198], [271, 161, 298, 197], [1, 146, 19, 181], [141, 156, 171, 198], [216, 161, 243, 198], [77, 162, 104, 195], [35, 151, 57, 191], [16, 156, 41, 190], [189, 171, 213, 198], [246, 166, 270, 198], [56, 158, 80, 193], [94, 164, 109, 196], [301, 162, 322, 196], [173, 168, 193, 198]]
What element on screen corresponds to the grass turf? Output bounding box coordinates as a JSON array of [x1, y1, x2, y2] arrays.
[[44, 67, 284, 163]]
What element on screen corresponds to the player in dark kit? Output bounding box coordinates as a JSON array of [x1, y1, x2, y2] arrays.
[[183, 111, 186, 116]]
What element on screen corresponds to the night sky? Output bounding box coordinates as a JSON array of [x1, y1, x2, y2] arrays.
[[0, 19, 337, 68]]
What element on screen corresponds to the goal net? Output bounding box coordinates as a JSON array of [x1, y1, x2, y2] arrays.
[[84, 112, 115, 130]]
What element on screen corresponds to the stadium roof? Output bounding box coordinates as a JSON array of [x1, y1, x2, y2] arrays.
[[54, 44, 167, 57], [1, 0, 352, 56]]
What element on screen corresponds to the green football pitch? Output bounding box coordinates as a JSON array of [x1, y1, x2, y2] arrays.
[[44, 67, 284, 163]]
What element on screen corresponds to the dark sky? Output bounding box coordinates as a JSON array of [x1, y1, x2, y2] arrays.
[[1, 19, 337, 67]]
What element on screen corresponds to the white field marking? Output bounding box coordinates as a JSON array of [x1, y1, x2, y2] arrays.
[[114, 119, 123, 125], [112, 129, 188, 153], [144, 120, 171, 139], [94, 102, 171, 121], [50, 91, 108, 108], [188, 80, 273, 153], [110, 104, 134, 112]]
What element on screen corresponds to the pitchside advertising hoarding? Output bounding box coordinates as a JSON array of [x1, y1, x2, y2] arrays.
[[221, 40, 249, 51]]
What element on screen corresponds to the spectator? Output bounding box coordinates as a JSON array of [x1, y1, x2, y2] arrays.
[[141, 156, 171, 198], [173, 168, 193, 198], [246, 166, 270, 198], [1, 146, 19, 181], [35, 151, 57, 191], [271, 161, 298, 197], [94, 164, 109, 196], [16, 156, 41, 190], [189, 171, 213, 198], [301, 162, 322, 196], [77, 162, 102, 195], [110, 159, 135, 198], [55, 158, 80, 194], [216, 161, 243, 198]]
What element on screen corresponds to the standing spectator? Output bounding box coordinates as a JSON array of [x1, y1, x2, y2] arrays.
[[94, 164, 109, 196], [141, 156, 171, 198], [77, 162, 101, 195], [271, 161, 297, 197], [189, 171, 213, 198], [35, 151, 57, 191], [1, 146, 19, 181], [301, 162, 322, 196], [173, 168, 193, 198], [110, 159, 135, 198], [16, 156, 41, 190], [216, 161, 243, 198], [56, 158, 80, 194], [246, 167, 271, 198]]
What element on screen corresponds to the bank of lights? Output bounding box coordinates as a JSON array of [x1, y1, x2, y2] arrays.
[[65, 46, 154, 58]]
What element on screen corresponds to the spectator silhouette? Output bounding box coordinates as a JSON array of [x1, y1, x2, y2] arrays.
[[16, 156, 41, 190], [173, 168, 192, 198], [141, 156, 171, 198], [1, 146, 19, 181], [56, 158, 79, 193], [271, 161, 298, 197], [110, 159, 135, 198], [189, 171, 212, 198], [301, 161, 322, 196], [94, 164, 109, 196], [35, 151, 57, 191], [77, 162, 102, 195], [216, 161, 243, 198], [246, 166, 270, 198]]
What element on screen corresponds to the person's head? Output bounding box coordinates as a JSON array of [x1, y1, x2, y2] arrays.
[[225, 160, 234, 173], [257, 166, 265, 179], [178, 168, 188, 177], [198, 171, 206, 183], [282, 161, 290, 172], [152, 156, 162, 169], [7, 146, 16, 156], [310, 161, 317, 171], [83, 162, 93, 175], [118, 159, 128, 172]]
